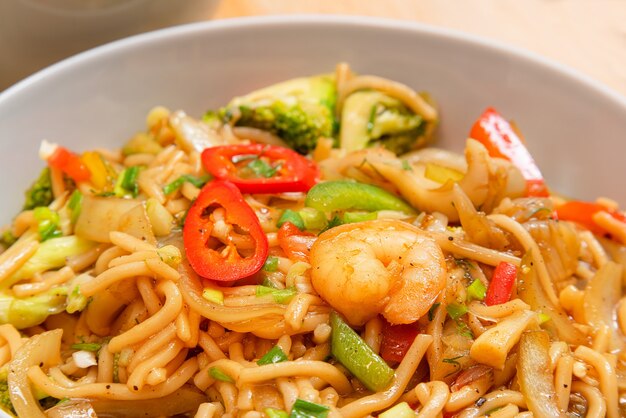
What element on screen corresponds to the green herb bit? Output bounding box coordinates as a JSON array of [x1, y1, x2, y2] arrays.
[[298, 207, 327, 230], [209, 367, 234, 383], [68, 189, 83, 224], [256, 286, 297, 304], [70, 342, 102, 352], [466, 279, 487, 302], [289, 399, 330, 418], [114, 166, 141, 198], [265, 408, 289, 418], [456, 321, 474, 339], [442, 355, 463, 367], [247, 157, 280, 178], [428, 302, 440, 321], [163, 174, 211, 195], [33, 207, 62, 241], [446, 303, 468, 320], [257, 345, 288, 365], [263, 256, 279, 272], [401, 160, 412, 171], [277, 209, 305, 230]]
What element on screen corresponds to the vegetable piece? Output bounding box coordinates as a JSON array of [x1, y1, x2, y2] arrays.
[[256, 286, 297, 304], [145, 198, 173, 236], [114, 166, 141, 197], [183, 180, 269, 281], [289, 399, 330, 418], [257, 345, 288, 365], [74, 195, 142, 243], [266, 408, 289, 418], [0, 288, 67, 329], [305, 180, 415, 214], [263, 256, 279, 272], [341, 211, 377, 224], [66, 274, 92, 314], [44, 144, 91, 183], [80, 151, 117, 191], [446, 303, 468, 320], [72, 350, 97, 368], [340, 90, 427, 154], [210, 75, 336, 154], [485, 262, 517, 306], [517, 253, 587, 345], [7, 236, 97, 287], [379, 402, 416, 418], [277, 222, 316, 262], [122, 132, 163, 156], [555, 200, 626, 236], [163, 174, 210, 195], [70, 342, 102, 352], [330, 311, 394, 391], [298, 208, 327, 230], [380, 322, 420, 363], [466, 279, 487, 302], [23, 167, 54, 210], [33, 207, 62, 241], [517, 331, 565, 417], [424, 163, 464, 184], [277, 209, 305, 230], [0, 367, 15, 415], [201, 144, 319, 194], [209, 367, 234, 383], [202, 288, 224, 305], [67, 189, 83, 224], [469, 107, 548, 197]]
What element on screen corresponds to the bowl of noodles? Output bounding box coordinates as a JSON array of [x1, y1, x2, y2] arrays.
[[0, 15, 626, 418]]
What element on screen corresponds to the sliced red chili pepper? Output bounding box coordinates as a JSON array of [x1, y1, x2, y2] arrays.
[[555, 200, 626, 236], [47, 146, 91, 182], [183, 180, 268, 281], [201, 144, 319, 194], [380, 321, 420, 363], [470, 107, 549, 197], [277, 222, 316, 262], [485, 261, 518, 306]]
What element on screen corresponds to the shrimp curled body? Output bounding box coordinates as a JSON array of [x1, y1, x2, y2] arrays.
[[310, 220, 447, 325]]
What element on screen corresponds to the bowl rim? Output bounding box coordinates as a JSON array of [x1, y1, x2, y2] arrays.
[[1, 14, 625, 110]]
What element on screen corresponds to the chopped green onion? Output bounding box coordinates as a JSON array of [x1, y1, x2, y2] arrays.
[[538, 313, 551, 324], [202, 288, 224, 305], [256, 286, 297, 304], [289, 399, 330, 418], [263, 256, 279, 272], [428, 302, 440, 321], [330, 311, 394, 392], [66, 283, 90, 314], [247, 158, 279, 178], [70, 342, 102, 352], [163, 174, 211, 195], [265, 408, 289, 418], [114, 166, 141, 197], [442, 355, 463, 367], [33, 207, 62, 241], [0, 230, 17, 248], [456, 321, 474, 339], [257, 345, 288, 365], [298, 207, 327, 230], [401, 160, 412, 171], [466, 279, 487, 302], [366, 105, 377, 134], [446, 303, 468, 320], [68, 189, 83, 224], [209, 367, 234, 383], [342, 211, 377, 224], [277, 209, 305, 230]]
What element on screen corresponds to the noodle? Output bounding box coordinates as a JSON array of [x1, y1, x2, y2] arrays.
[[1, 64, 625, 417]]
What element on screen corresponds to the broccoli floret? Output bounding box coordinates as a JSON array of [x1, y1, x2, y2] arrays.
[[0, 366, 14, 416], [339, 90, 429, 155], [23, 168, 53, 210], [211, 75, 336, 154], [0, 287, 67, 329]]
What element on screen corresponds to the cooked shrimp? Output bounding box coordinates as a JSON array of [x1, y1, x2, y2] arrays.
[[309, 219, 447, 325]]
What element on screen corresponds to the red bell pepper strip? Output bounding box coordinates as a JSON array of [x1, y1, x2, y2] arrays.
[[201, 144, 319, 194], [47, 146, 91, 182], [277, 222, 316, 262], [555, 200, 626, 236], [183, 180, 268, 281], [380, 321, 420, 363], [485, 261, 518, 306], [470, 107, 548, 197]]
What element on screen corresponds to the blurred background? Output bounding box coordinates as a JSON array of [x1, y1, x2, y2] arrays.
[[1, 0, 625, 95]]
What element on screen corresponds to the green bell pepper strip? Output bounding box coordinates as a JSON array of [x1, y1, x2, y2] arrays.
[[305, 180, 415, 214], [330, 311, 394, 391]]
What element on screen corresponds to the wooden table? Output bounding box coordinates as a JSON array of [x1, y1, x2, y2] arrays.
[[209, 0, 626, 98]]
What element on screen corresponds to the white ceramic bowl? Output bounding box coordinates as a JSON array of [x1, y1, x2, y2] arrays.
[[1, 16, 626, 225]]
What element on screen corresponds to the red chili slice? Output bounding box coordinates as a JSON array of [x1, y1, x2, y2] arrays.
[[47, 146, 91, 182], [555, 200, 626, 236], [380, 321, 420, 364], [201, 144, 319, 194], [277, 222, 316, 262], [485, 261, 518, 306], [183, 180, 268, 281]]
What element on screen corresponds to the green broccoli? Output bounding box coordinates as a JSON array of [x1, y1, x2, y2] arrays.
[[0, 366, 14, 416], [209, 75, 336, 154], [23, 168, 54, 210], [0, 287, 67, 329], [339, 90, 428, 155]]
